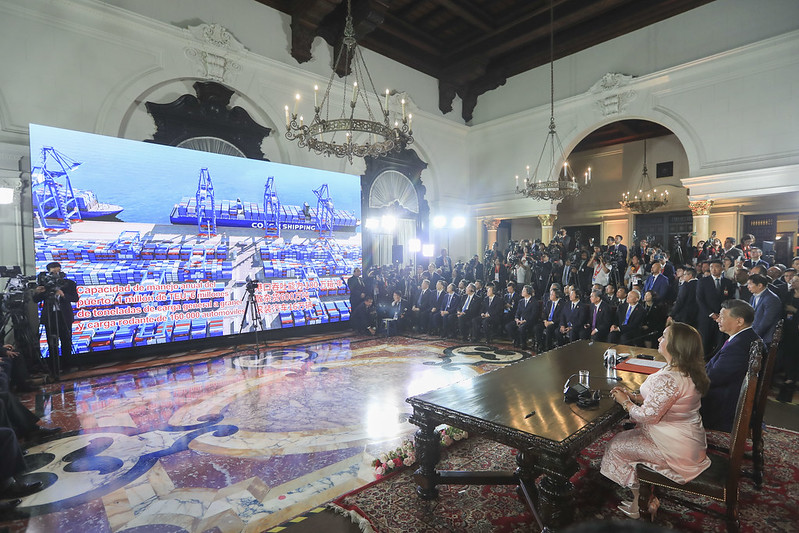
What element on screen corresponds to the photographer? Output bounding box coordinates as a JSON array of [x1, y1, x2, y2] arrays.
[[33, 262, 79, 370], [591, 250, 611, 288]]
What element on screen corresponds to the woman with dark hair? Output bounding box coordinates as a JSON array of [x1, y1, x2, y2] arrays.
[[624, 254, 645, 291], [639, 290, 667, 347], [600, 322, 711, 518]]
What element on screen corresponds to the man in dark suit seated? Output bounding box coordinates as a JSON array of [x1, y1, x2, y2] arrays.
[[558, 286, 589, 345], [607, 289, 646, 345], [502, 281, 522, 328], [696, 259, 736, 356], [409, 279, 435, 333], [669, 267, 699, 327], [428, 280, 447, 335], [350, 296, 376, 335], [383, 290, 408, 335], [437, 283, 461, 339], [747, 273, 782, 346], [477, 283, 504, 344], [534, 287, 565, 352], [456, 283, 481, 341], [701, 299, 761, 432], [587, 289, 614, 342], [506, 285, 538, 349]]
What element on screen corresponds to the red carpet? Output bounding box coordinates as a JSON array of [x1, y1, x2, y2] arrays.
[[332, 424, 799, 532]]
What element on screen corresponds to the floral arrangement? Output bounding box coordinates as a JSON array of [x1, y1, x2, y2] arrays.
[[372, 426, 469, 479]]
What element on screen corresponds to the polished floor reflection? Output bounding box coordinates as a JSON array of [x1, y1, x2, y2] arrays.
[[3, 336, 529, 533]]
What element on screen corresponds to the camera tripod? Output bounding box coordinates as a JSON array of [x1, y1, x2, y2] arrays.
[[238, 281, 266, 359]]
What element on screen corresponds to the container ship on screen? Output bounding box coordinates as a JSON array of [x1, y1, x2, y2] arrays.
[[169, 197, 358, 232]]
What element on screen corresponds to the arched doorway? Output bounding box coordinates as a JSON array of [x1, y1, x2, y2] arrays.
[[558, 119, 692, 259]]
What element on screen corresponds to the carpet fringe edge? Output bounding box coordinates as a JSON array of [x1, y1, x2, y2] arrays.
[[325, 502, 377, 533]]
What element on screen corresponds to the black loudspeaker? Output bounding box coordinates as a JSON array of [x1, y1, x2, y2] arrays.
[[392, 245, 404, 264]]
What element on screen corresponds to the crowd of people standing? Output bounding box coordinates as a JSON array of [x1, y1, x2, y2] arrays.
[[348, 230, 796, 402]]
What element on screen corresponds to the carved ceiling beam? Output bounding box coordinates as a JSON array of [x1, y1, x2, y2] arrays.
[[288, 0, 342, 64]]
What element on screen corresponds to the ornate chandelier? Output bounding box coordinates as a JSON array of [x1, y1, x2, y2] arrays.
[[619, 139, 669, 214], [515, 0, 590, 202], [284, 0, 413, 164]]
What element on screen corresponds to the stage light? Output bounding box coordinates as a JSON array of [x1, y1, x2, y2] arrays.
[[0, 187, 13, 204], [451, 216, 466, 229], [365, 218, 379, 230], [381, 215, 396, 231], [408, 238, 421, 253], [422, 244, 435, 257], [432, 215, 447, 229]]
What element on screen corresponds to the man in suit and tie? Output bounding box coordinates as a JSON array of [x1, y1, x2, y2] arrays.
[[696, 259, 736, 357], [347, 267, 366, 310], [643, 261, 670, 305], [438, 283, 461, 339], [701, 299, 761, 432], [456, 283, 481, 341], [747, 273, 782, 345], [385, 290, 408, 334], [502, 281, 522, 327], [613, 235, 628, 271], [587, 289, 614, 342], [608, 289, 646, 345], [506, 285, 539, 349], [669, 267, 699, 327], [410, 279, 435, 333], [743, 247, 769, 270], [559, 287, 589, 345], [534, 287, 565, 352], [477, 283, 505, 343], [428, 280, 447, 335]]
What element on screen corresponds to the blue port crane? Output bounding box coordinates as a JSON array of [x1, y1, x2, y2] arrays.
[[196, 168, 217, 236], [30, 147, 82, 230], [313, 183, 334, 238], [263, 176, 281, 238]]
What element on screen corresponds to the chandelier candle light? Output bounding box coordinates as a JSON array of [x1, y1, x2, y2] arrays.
[[284, 0, 413, 163], [619, 139, 669, 214], [515, 0, 590, 202]]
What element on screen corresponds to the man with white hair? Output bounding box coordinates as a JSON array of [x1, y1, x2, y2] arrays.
[[608, 289, 646, 345]]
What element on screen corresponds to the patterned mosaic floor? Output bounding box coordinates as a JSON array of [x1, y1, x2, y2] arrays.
[[2, 335, 530, 532]]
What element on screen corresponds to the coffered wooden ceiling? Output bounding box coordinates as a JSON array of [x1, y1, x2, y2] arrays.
[[257, 0, 713, 125]]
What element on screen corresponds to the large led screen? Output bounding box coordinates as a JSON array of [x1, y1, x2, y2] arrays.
[[30, 124, 361, 357]]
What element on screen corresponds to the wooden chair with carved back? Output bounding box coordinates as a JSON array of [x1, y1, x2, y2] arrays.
[[636, 339, 765, 532]]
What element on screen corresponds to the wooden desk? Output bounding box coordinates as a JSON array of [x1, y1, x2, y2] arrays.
[[406, 340, 659, 529]]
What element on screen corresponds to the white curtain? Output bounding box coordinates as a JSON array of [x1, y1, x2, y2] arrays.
[[370, 218, 416, 268]]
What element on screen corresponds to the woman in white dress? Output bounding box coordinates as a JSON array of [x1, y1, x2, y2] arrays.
[[600, 322, 711, 518]]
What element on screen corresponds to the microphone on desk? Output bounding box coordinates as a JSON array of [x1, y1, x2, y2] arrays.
[[562, 373, 622, 395]]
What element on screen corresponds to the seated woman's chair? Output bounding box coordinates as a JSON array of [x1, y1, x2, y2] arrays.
[[636, 339, 765, 532], [750, 319, 783, 488]]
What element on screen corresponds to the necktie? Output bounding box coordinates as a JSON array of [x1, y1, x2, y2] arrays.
[[592, 305, 598, 328], [548, 301, 556, 321], [572, 302, 576, 311], [715, 277, 721, 292], [624, 305, 633, 325], [447, 293, 452, 308], [751, 294, 759, 309], [418, 290, 424, 306], [463, 296, 471, 312]]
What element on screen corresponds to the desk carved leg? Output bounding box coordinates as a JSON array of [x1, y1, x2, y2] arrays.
[[515, 450, 541, 506], [412, 418, 441, 500], [537, 455, 579, 528]]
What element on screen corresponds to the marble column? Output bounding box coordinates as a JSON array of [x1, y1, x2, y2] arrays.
[[483, 218, 501, 250], [538, 214, 557, 245], [689, 200, 713, 240]]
